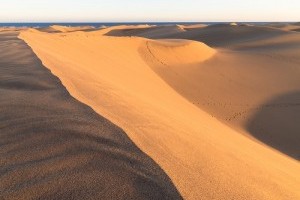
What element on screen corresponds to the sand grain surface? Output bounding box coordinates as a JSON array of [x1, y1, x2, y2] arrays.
[[19, 27, 300, 199], [0, 30, 182, 200]]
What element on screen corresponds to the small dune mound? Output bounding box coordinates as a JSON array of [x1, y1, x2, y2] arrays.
[[177, 24, 207, 30], [50, 25, 95, 32], [239, 23, 253, 27], [143, 39, 216, 66], [89, 25, 153, 36], [0, 27, 27, 32], [175, 24, 185, 31], [137, 25, 186, 38], [26, 28, 43, 33], [37, 26, 61, 33], [230, 22, 238, 26]]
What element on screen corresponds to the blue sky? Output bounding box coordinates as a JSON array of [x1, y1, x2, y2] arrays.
[[1, 0, 299, 22]]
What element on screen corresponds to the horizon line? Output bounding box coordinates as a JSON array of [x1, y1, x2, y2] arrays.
[[0, 21, 299, 23]]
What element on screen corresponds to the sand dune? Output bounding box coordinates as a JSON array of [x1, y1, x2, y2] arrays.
[[104, 24, 300, 159], [19, 28, 300, 199], [0, 31, 181, 199], [37, 26, 62, 33], [106, 25, 185, 38], [104, 24, 207, 39], [106, 23, 289, 48], [141, 38, 300, 159], [143, 39, 215, 65], [230, 31, 300, 51], [92, 24, 154, 36], [0, 27, 26, 32], [49, 25, 95, 32], [263, 22, 300, 32], [177, 24, 207, 29]]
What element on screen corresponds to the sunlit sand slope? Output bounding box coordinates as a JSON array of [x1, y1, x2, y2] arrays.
[[141, 37, 300, 160], [20, 29, 300, 200]]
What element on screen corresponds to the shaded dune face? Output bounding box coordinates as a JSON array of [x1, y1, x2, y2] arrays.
[[0, 32, 182, 199], [105, 25, 185, 38], [247, 91, 300, 160], [263, 22, 300, 32]]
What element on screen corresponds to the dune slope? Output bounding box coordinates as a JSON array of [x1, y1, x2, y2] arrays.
[[20, 29, 300, 199], [107, 25, 300, 159], [140, 37, 300, 159], [0, 30, 182, 199]]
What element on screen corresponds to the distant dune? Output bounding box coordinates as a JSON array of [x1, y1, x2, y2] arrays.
[[50, 25, 95, 32], [105, 23, 290, 48], [262, 22, 300, 32], [177, 23, 207, 29], [105, 25, 184, 38], [18, 24, 300, 199]]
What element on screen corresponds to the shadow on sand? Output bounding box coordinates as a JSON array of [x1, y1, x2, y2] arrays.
[[247, 91, 300, 160]]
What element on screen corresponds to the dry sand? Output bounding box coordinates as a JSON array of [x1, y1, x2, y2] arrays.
[[18, 24, 300, 199], [104, 24, 300, 160], [0, 30, 181, 199], [105, 23, 289, 48], [263, 22, 300, 32], [50, 25, 95, 32]]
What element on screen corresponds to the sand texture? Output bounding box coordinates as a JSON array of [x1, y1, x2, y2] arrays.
[[0, 30, 182, 199], [17, 24, 300, 200]]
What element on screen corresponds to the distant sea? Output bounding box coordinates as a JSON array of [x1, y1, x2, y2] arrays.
[[0, 22, 279, 28]]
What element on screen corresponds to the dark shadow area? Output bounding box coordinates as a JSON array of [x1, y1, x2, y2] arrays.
[[247, 91, 300, 160], [0, 32, 182, 199], [292, 28, 300, 32]]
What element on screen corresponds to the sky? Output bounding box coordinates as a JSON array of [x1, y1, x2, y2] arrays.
[[0, 0, 299, 22]]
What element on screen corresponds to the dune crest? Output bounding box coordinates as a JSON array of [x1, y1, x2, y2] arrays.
[[50, 25, 95, 32], [19, 28, 300, 200], [142, 39, 216, 66], [177, 24, 207, 29]]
